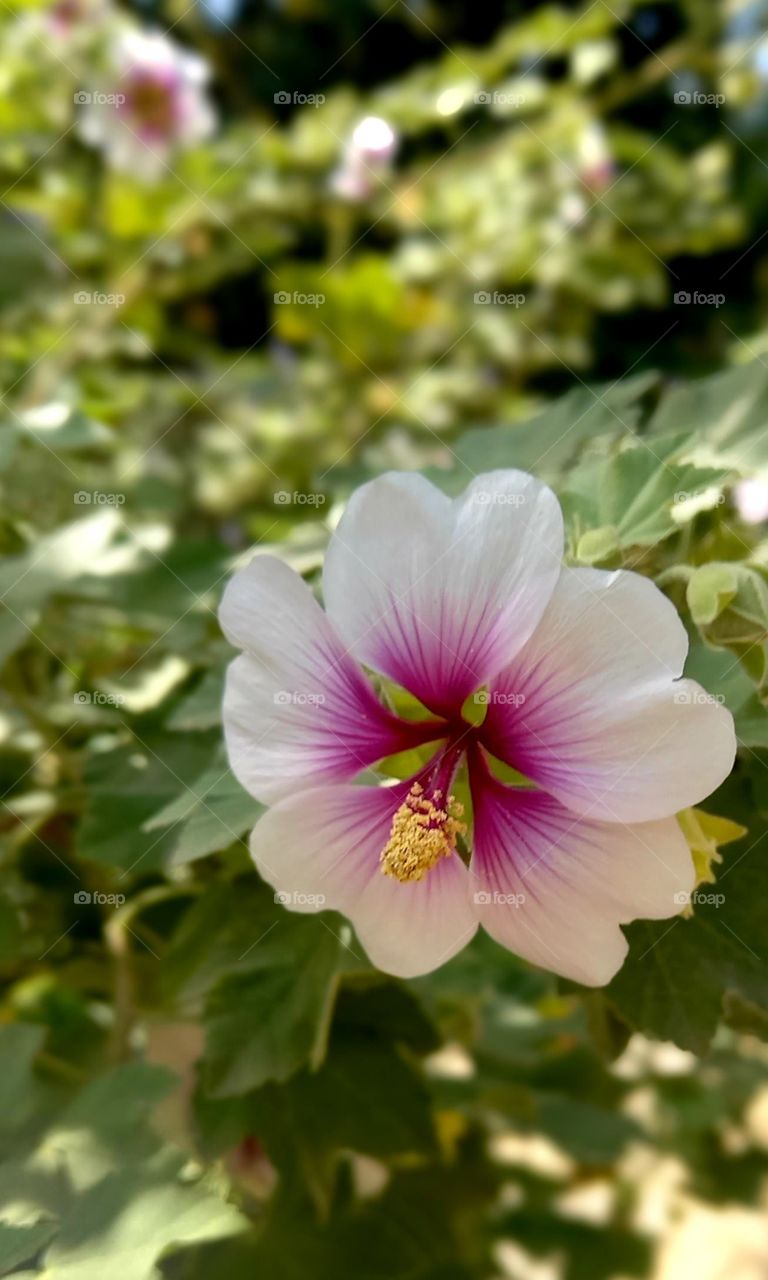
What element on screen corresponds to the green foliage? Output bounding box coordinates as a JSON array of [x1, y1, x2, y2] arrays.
[[4, 354, 768, 1273], [2, 0, 768, 1274]]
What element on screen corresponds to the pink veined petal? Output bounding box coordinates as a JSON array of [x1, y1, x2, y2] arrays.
[[249, 779, 478, 979], [480, 567, 736, 823], [220, 554, 444, 804], [322, 470, 564, 718], [468, 749, 695, 987]]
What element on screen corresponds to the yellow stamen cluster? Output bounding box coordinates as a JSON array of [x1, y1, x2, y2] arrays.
[[380, 782, 465, 883]]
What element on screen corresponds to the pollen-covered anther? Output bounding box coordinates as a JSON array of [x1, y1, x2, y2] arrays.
[[380, 782, 466, 883]]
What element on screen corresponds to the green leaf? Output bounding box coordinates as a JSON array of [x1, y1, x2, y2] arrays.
[[0, 1023, 46, 1134], [43, 1151, 246, 1280], [607, 822, 767, 1053], [0, 212, 60, 311], [143, 744, 262, 866], [197, 1031, 436, 1215], [563, 432, 728, 551], [686, 563, 739, 626], [332, 977, 441, 1056], [161, 1160, 484, 1280], [78, 733, 217, 872], [650, 360, 768, 470], [574, 525, 619, 565], [0, 514, 120, 666], [451, 372, 656, 482], [169, 884, 360, 1097], [15, 405, 113, 453], [686, 562, 768, 688], [42, 1062, 178, 1190], [0, 1219, 58, 1276], [167, 665, 227, 732], [202, 910, 348, 1096], [0, 893, 23, 967], [534, 1096, 639, 1164], [496, 1210, 650, 1280]]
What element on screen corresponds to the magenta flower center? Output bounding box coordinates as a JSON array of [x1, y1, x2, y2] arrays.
[[379, 731, 473, 883], [122, 68, 180, 139]]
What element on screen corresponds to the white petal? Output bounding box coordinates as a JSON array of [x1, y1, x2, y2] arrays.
[[221, 554, 433, 804], [250, 782, 478, 978], [322, 470, 563, 717], [470, 759, 694, 986], [483, 567, 736, 822]]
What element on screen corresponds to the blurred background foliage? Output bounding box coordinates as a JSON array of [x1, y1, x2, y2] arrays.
[[2, 0, 768, 1276]]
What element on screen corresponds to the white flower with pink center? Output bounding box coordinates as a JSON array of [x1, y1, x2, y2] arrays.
[[734, 477, 768, 525], [330, 115, 398, 200], [48, 0, 108, 38], [220, 471, 736, 986], [78, 30, 216, 176]]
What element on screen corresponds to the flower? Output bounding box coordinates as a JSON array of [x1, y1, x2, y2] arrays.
[[77, 29, 216, 177], [220, 470, 736, 985], [577, 121, 614, 192], [734, 477, 768, 525], [330, 115, 397, 200], [48, 0, 109, 38]]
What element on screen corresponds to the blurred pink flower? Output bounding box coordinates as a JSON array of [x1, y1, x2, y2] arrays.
[[330, 115, 397, 200], [734, 477, 768, 525], [48, 0, 108, 37], [78, 29, 216, 177], [221, 471, 735, 985], [578, 121, 615, 192]]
